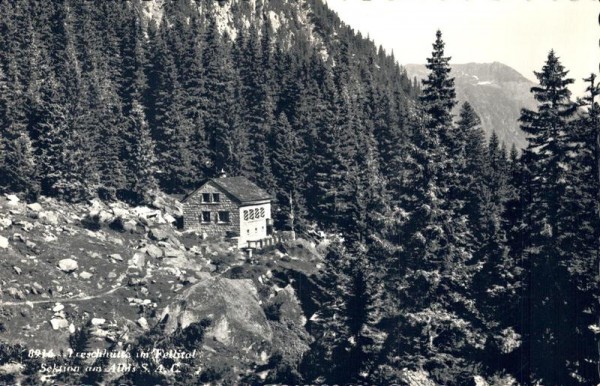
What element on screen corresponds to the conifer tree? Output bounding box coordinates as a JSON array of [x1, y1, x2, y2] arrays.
[[271, 113, 306, 230], [387, 31, 489, 384], [420, 30, 456, 133], [0, 61, 39, 199], [202, 14, 250, 177], [125, 101, 158, 203], [240, 24, 277, 191], [150, 22, 195, 192], [519, 50, 583, 385]]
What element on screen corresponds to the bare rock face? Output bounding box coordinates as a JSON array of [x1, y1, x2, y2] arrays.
[[161, 273, 273, 348]]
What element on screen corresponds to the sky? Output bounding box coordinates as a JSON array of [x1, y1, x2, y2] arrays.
[[324, 0, 598, 97]]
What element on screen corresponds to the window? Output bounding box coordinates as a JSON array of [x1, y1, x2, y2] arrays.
[[243, 210, 248, 221], [218, 211, 230, 223], [260, 207, 265, 218], [213, 193, 220, 203], [201, 211, 211, 223], [202, 193, 211, 203]]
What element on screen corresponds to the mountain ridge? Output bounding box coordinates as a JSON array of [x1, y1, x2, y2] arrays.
[[405, 62, 537, 149]]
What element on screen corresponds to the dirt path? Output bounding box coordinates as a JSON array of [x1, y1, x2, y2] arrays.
[[0, 285, 127, 307], [0, 272, 129, 307], [0, 265, 231, 307]]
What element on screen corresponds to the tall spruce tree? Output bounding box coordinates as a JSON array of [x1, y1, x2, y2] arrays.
[[149, 21, 195, 193], [519, 50, 583, 385], [271, 113, 306, 230], [420, 30, 456, 134], [384, 31, 489, 385]]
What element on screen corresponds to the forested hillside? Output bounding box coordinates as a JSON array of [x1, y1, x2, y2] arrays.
[[0, 0, 598, 385]]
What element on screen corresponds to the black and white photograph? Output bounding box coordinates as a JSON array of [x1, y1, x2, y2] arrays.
[[0, 0, 598, 384]]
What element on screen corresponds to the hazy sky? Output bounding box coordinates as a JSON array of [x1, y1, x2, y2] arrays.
[[325, 0, 598, 96]]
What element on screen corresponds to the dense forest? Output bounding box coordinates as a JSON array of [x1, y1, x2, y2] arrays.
[[0, 0, 598, 385]]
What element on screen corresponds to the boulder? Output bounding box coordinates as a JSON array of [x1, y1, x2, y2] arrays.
[[0, 235, 8, 249], [91, 318, 106, 326], [5, 194, 19, 203], [122, 220, 138, 233], [110, 253, 123, 261], [50, 318, 69, 330], [39, 211, 59, 226], [58, 258, 78, 273], [111, 206, 130, 220], [26, 203, 42, 212], [52, 303, 65, 312], [161, 274, 273, 347], [164, 213, 176, 224], [134, 207, 161, 223], [25, 240, 37, 252], [145, 244, 163, 258], [151, 196, 167, 211], [98, 210, 114, 223], [79, 271, 93, 280], [0, 217, 12, 229], [398, 369, 437, 386], [473, 376, 489, 386], [164, 249, 185, 259], [128, 253, 146, 270], [148, 227, 170, 241], [7, 287, 25, 300], [137, 317, 149, 330]]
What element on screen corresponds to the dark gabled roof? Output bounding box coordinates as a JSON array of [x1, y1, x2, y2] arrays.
[[181, 176, 272, 203]]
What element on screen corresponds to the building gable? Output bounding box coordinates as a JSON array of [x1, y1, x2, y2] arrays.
[[182, 180, 241, 205], [181, 176, 271, 205]]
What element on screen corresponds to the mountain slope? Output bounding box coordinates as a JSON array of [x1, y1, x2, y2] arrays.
[[406, 62, 537, 149], [0, 194, 320, 384]]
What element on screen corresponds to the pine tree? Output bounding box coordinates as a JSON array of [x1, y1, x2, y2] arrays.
[[149, 22, 195, 193], [124, 101, 158, 203], [240, 24, 277, 191], [202, 14, 250, 177], [385, 31, 489, 384], [519, 50, 584, 385], [0, 61, 39, 200], [420, 30, 456, 134], [271, 113, 306, 230]]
